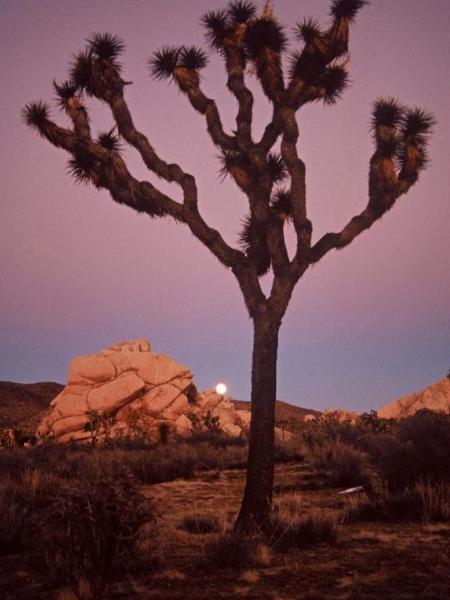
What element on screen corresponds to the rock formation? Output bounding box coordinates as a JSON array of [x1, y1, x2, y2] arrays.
[[36, 338, 250, 444], [378, 378, 450, 419]]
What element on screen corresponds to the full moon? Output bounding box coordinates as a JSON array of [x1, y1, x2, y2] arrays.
[[215, 382, 227, 395]]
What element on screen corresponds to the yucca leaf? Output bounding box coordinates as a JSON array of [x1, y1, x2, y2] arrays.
[[267, 153, 287, 182], [22, 101, 50, 130], [179, 46, 208, 70], [319, 64, 349, 104], [53, 80, 79, 109], [202, 9, 229, 53], [288, 49, 326, 83], [295, 17, 323, 44], [218, 150, 248, 179], [149, 46, 181, 80], [372, 98, 404, 129], [70, 51, 94, 91], [271, 189, 292, 217], [87, 33, 125, 60], [245, 18, 287, 60], [227, 1, 257, 24], [67, 151, 96, 185], [97, 127, 121, 152], [401, 108, 435, 138], [330, 0, 368, 22], [238, 214, 271, 276]]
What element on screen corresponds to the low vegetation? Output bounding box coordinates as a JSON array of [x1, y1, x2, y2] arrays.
[[1, 409, 449, 598]]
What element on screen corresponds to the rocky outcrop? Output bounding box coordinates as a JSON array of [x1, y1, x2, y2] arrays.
[[36, 339, 250, 443], [378, 378, 450, 419]]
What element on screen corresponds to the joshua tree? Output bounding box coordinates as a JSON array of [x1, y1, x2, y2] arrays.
[[23, 0, 433, 530]]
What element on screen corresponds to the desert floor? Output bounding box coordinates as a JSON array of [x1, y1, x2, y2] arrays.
[[2, 461, 449, 600]]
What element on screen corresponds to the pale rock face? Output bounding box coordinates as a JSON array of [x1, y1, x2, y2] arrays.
[[87, 372, 146, 413], [68, 355, 116, 385], [235, 409, 251, 429], [378, 378, 450, 419], [175, 414, 193, 436], [36, 339, 251, 444]]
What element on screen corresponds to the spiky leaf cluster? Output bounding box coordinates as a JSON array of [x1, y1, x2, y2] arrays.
[[53, 80, 79, 109], [267, 153, 287, 183], [202, 9, 230, 53], [401, 108, 434, 140], [97, 128, 121, 152], [398, 108, 434, 176], [372, 98, 403, 129], [295, 18, 323, 45], [149, 47, 181, 80], [271, 189, 292, 218], [22, 101, 50, 131], [179, 46, 208, 71], [239, 214, 271, 275], [289, 48, 328, 84], [371, 99, 434, 185], [67, 151, 97, 186], [70, 51, 94, 91], [330, 0, 368, 22], [245, 18, 287, 60], [87, 33, 125, 60], [218, 150, 250, 179], [228, 1, 257, 24], [319, 64, 349, 104]]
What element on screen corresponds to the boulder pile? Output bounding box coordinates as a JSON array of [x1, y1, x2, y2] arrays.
[[36, 338, 250, 443]]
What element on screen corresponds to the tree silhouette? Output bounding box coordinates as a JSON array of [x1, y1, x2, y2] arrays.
[[23, 0, 434, 530]]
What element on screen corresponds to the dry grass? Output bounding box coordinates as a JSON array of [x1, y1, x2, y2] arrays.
[[178, 514, 221, 534], [345, 480, 450, 524]]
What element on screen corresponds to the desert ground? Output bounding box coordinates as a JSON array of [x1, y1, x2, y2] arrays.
[[1, 431, 449, 600]]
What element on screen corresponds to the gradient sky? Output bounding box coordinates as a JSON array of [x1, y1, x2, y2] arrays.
[[1, 0, 449, 413]]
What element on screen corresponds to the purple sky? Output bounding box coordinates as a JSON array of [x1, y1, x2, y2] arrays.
[[1, 0, 449, 412]]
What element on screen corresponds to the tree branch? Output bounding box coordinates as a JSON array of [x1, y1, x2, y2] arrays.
[[279, 107, 312, 264]]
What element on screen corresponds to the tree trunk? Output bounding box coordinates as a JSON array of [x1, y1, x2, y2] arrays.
[[235, 309, 280, 532]]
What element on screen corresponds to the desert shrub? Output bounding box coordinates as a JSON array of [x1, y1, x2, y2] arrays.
[[310, 441, 371, 488], [206, 532, 271, 568], [179, 514, 220, 534], [269, 513, 339, 551], [188, 428, 247, 448], [37, 474, 151, 598], [345, 481, 450, 523], [274, 439, 305, 463], [0, 476, 30, 554], [365, 410, 450, 491], [0, 468, 56, 554]]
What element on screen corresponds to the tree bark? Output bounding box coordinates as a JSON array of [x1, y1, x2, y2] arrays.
[[235, 308, 280, 532]]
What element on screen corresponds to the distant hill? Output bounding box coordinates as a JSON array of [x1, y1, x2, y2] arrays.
[[378, 378, 450, 419], [0, 381, 63, 433], [232, 399, 320, 432]]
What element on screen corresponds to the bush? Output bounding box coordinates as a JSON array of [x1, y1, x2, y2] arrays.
[[345, 481, 450, 523], [0, 469, 56, 555], [366, 411, 450, 491], [310, 441, 371, 488], [0, 476, 31, 554], [269, 513, 339, 551], [37, 475, 152, 598], [274, 439, 305, 463]]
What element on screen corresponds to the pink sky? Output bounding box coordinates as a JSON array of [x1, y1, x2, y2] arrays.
[[1, 0, 449, 412]]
